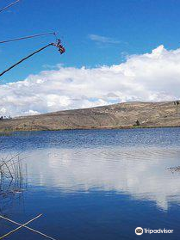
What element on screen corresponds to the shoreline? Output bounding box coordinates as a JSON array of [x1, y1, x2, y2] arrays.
[[1, 101, 180, 134], [0, 125, 180, 136]]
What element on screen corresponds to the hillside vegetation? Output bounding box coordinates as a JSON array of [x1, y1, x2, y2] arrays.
[[0, 101, 180, 132]]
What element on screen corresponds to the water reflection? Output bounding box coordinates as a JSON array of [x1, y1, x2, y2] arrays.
[[0, 153, 26, 215], [24, 146, 180, 211]]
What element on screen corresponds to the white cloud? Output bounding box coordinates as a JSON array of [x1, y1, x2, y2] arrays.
[[0, 45, 180, 117], [88, 34, 120, 44]]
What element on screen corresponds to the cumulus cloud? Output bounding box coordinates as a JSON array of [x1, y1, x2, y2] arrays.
[[88, 34, 120, 44], [0, 45, 180, 117]]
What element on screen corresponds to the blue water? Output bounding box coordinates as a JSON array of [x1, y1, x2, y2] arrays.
[[1, 128, 180, 240]]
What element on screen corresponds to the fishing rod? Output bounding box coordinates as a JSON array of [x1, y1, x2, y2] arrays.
[[0, 0, 21, 14], [0, 40, 65, 78], [0, 32, 57, 44], [0, 43, 53, 77]]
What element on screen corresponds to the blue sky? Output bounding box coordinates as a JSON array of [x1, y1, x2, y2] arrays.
[[1, 0, 180, 116], [0, 0, 180, 83]]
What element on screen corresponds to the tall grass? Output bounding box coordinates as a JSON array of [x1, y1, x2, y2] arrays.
[[0, 153, 26, 213]]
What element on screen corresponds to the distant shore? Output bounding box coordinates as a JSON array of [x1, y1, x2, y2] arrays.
[[0, 101, 180, 133]]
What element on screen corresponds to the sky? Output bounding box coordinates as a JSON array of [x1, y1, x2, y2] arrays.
[[1, 0, 180, 116]]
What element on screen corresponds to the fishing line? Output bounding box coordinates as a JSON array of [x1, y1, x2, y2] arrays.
[[0, 32, 57, 44], [0, 0, 21, 14]]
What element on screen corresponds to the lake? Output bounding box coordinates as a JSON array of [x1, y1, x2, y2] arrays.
[[0, 128, 180, 240]]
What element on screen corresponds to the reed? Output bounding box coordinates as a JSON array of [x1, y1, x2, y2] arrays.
[[0, 155, 58, 240], [0, 153, 26, 201]]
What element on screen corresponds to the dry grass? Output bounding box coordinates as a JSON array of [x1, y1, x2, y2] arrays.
[[0, 153, 26, 213], [0, 154, 58, 240]]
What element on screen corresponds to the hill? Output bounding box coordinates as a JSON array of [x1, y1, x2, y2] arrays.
[[0, 101, 180, 132]]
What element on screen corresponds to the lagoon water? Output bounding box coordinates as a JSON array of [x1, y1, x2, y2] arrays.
[[1, 128, 180, 239]]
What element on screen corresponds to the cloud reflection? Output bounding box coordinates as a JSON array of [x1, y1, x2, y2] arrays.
[[26, 147, 180, 210]]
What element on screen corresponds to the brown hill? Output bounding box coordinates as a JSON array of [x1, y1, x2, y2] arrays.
[[0, 101, 180, 132]]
